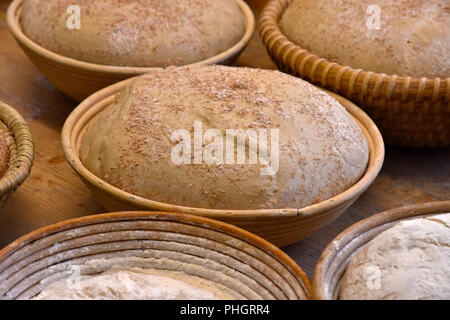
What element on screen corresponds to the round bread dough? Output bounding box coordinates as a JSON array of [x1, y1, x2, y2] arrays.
[[280, 0, 450, 78], [80, 65, 369, 210], [340, 213, 450, 300], [21, 0, 245, 67], [34, 264, 242, 300]]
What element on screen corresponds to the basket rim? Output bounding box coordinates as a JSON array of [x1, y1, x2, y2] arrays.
[[6, 0, 256, 75], [259, 0, 450, 101], [0, 210, 312, 299], [0, 101, 34, 202], [312, 200, 450, 300], [61, 73, 385, 220]]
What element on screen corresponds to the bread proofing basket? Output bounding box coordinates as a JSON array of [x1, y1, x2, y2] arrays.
[[313, 200, 450, 300], [7, 0, 255, 102], [0, 211, 311, 300], [259, 0, 450, 147], [61, 76, 384, 247]]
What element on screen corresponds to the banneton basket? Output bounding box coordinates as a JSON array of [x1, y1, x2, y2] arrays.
[[0, 211, 311, 300], [313, 200, 450, 300], [259, 0, 450, 147], [61, 75, 385, 247], [0, 101, 34, 205], [6, 0, 255, 102]]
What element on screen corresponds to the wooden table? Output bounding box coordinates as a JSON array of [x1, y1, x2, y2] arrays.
[[0, 0, 448, 280]]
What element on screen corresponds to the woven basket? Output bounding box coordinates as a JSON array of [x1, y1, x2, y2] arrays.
[[312, 200, 450, 300], [0, 211, 311, 300], [259, 0, 450, 147], [0, 101, 34, 205]]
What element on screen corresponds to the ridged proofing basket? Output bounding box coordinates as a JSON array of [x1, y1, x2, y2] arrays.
[[6, 0, 255, 102], [313, 200, 450, 300], [0, 211, 311, 300], [61, 75, 385, 248], [259, 0, 450, 147], [0, 101, 34, 205]]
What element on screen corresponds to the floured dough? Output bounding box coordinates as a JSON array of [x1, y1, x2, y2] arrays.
[[280, 0, 450, 78], [340, 213, 450, 300], [33, 260, 243, 300], [21, 0, 245, 67], [80, 65, 369, 210]]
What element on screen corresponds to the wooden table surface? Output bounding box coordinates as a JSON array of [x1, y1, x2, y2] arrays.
[[0, 0, 449, 280]]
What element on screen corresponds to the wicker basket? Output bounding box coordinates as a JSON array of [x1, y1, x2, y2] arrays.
[[61, 75, 384, 247], [0, 211, 311, 300], [0, 101, 34, 205], [312, 200, 450, 300], [7, 0, 255, 102], [259, 0, 450, 147]]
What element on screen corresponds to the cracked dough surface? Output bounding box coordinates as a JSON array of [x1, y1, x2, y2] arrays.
[[340, 213, 450, 300]]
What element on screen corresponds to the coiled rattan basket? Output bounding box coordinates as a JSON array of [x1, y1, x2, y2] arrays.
[[0, 101, 34, 205], [259, 0, 450, 147], [0, 211, 311, 300]]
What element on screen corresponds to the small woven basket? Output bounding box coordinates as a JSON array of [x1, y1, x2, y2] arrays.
[[0, 101, 34, 205], [259, 0, 450, 147]]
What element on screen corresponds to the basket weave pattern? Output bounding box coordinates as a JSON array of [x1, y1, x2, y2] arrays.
[[259, 0, 450, 147], [0, 102, 34, 204], [0, 212, 311, 300]]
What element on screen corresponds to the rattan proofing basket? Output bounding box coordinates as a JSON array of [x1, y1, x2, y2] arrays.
[[7, 0, 255, 102], [0, 211, 311, 300], [313, 200, 450, 300], [259, 0, 450, 147], [61, 75, 385, 247], [0, 101, 34, 205]]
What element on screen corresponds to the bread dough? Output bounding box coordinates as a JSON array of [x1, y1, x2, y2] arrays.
[[340, 213, 450, 300], [280, 0, 450, 78], [33, 261, 243, 300], [21, 0, 245, 67], [80, 65, 369, 210]]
